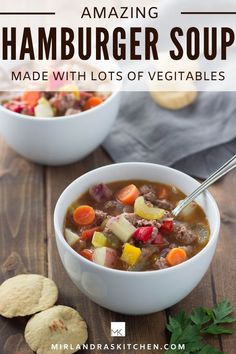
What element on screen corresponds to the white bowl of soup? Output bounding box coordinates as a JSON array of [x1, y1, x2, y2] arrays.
[[54, 162, 220, 315], [0, 88, 120, 165]]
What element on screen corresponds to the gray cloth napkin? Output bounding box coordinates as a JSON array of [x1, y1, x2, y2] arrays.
[[103, 92, 236, 179]]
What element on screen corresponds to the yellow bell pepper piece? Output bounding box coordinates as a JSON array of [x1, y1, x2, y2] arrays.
[[120, 243, 141, 266], [134, 196, 166, 220], [59, 84, 80, 100], [92, 231, 107, 248]]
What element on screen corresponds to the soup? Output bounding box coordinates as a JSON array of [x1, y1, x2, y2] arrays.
[[64, 180, 210, 271], [2, 88, 110, 117]]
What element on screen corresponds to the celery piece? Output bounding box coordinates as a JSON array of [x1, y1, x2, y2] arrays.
[[134, 196, 166, 220]]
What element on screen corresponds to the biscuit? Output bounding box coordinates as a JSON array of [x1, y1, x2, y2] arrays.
[[24, 305, 88, 354], [150, 89, 197, 110], [0, 274, 58, 318]]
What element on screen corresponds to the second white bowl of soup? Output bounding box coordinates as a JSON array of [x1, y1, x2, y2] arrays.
[[0, 89, 120, 165]]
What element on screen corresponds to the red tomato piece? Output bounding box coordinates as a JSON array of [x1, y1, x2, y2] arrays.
[[80, 227, 101, 241], [160, 220, 174, 233], [133, 226, 154, 243], [152, 233, 164, 245]]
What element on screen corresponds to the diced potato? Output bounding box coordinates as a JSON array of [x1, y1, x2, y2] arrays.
[[35, 97, 54, 117], [120, 243, 141, 266], [134, 196, 165, 220], [178, 201, 198, 221], [107, 215, 136, 242], [65, 228, 79, 246], [93, 247, 117, 268], [92, 231, 107, 248]]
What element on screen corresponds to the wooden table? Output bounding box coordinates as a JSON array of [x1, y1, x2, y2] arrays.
[[0, 139, 235, 354]]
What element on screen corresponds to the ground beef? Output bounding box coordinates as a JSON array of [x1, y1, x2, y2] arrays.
[[104, 200, 130, 215], [123, 213, 161, 228], [123, 212, 140, 225], [159, 247, 170, 258], [42, 92, 55, 100], [140, 185, 157, 203], [73, 239, 87, 252], [136, 219, 161, 228], [50, 93, 76, 115], [140, 185, 155, 195], [155, 199, 173, 211], [140, 246, 158, 259], [123, 205, 134, 213], [94, 210, 108, 226], [181, 245, 193, 256], [21, 106, 34, 116], [154, 257, 169, 270], [169, 243, 178, 249], [173, 223, 197, 245], [80, 91, 93, 99], [140, 185, 173, 211], [130, 246, 157, 271], [158, 243, 177, 258]]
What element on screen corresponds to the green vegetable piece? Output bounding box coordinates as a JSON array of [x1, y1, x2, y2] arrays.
[[134, 196, 165, 220], [191, 308, 210, 326], [107, 214, 136, 242], [92, 231, 107, 248], [201, 324, 233, 335], [212, 299, 236, 324], [165, 299, 235, 354], [107, 233, 122, 249]]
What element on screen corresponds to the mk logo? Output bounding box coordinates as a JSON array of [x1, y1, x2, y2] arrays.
[[110, 322, 126, 337]]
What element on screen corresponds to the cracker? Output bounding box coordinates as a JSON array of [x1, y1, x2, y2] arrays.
[[0, 274, 58, 318], [24, 305, 88, 354]]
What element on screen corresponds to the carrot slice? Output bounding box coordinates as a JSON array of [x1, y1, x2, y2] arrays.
[[116, 184, 140, 205], [73, 205, 95, 225], [158, 186, 168, 199], [166, 248, 188, 266], [84, 96, 103, 110], [22, 91, 41, 107], [80, 249, 93, 261], [80, 226, 100, 241]]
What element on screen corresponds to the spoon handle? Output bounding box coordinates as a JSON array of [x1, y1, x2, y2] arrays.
[[172, 154, 236, 217]]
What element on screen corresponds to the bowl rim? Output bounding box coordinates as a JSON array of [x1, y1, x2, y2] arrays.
[[0, 88, 120, 122], [54, 162, 221, 276]]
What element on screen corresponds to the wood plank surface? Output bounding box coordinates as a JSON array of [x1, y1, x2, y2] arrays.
[[209, 173, 236, 354], [0, 139, 45, 354], [0, 138, 235, 354]]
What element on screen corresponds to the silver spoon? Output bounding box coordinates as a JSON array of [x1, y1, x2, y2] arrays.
[[172, 154, 236, 217]]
